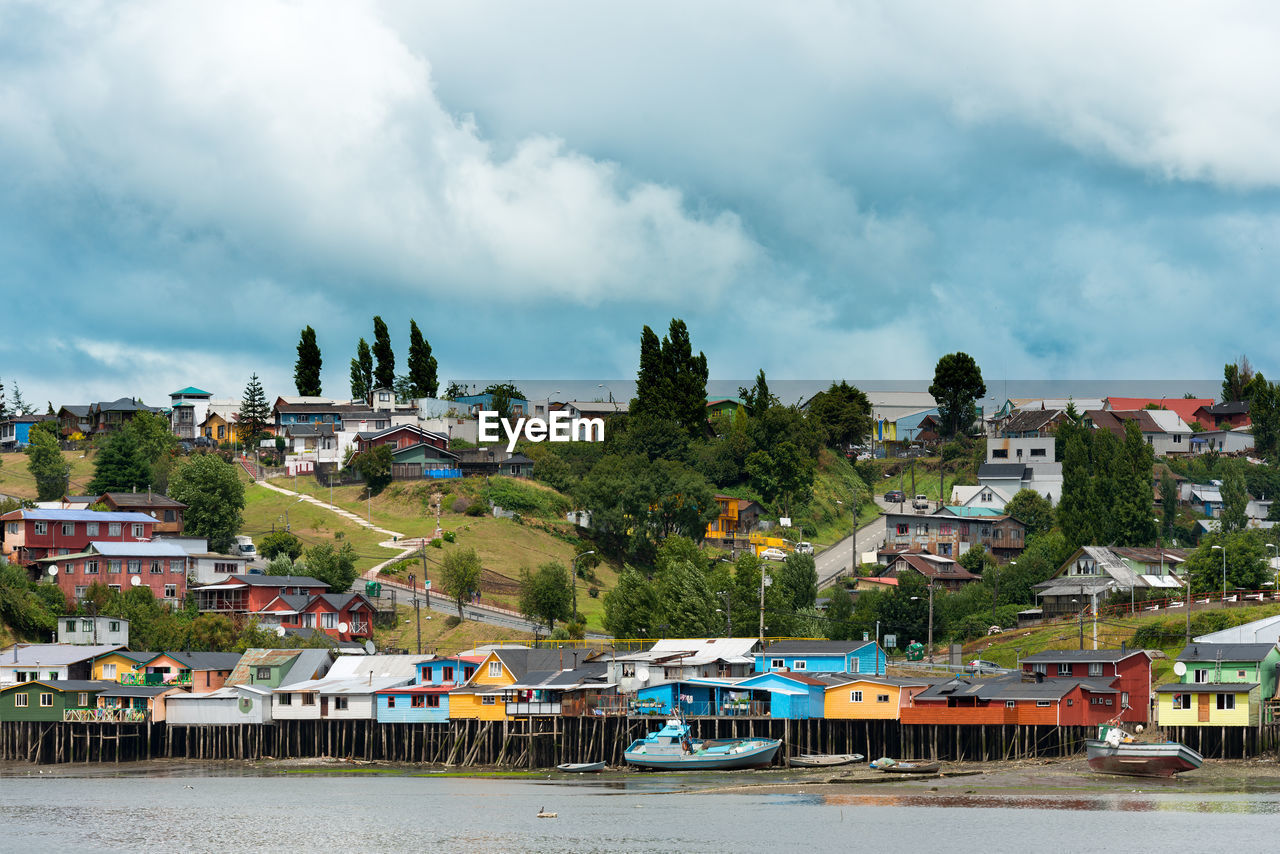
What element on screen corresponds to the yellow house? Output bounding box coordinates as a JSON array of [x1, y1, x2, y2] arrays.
[[201, 412, 241, 445], [824, 675, 936, 721], [448, 651, 519, 721], [91, 651, 158, 683], [1155, 683, 1259, 728]]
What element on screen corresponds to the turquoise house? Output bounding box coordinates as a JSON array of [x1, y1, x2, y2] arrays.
[[754, 640, 886, 675], [736, 672, 831, 719], [376, 655, 483, 723], [634, 679, 755, 717]]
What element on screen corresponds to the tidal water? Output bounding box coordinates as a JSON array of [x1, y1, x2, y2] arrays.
[[1, 767, 1277, 853]]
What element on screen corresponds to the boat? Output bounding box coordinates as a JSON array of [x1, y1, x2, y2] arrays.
[[1084, 724, 1203, 778], [789, 753, 865, 768], [869, 757, 941, 774], [556, 762, 606, 773], [624, 718, 782, 770]]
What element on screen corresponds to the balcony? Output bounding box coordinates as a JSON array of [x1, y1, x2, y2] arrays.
[[561, 695, 628, 717], [65, 708, 149, 723], [506, 701, 562, 716]]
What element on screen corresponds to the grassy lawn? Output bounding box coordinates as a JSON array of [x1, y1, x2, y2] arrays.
[[375, 604, 533, 655], [241, 484, 403, 577], [0, 449, 99, 500]]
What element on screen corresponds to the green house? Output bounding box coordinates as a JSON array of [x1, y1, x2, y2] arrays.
[[0, 680, 111, 722], [706, 398, 746, 425], [1154, 643, 1280, 727]]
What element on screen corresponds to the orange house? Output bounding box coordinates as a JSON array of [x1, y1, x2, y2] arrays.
[[824, 675, 937, 720], [136, 651, 243, 693], [901, 674, 1121, 727]]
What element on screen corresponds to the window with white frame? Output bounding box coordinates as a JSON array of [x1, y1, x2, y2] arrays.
[[850, 691, 863, 703], [1088, 663, 1103, 677], [792, 661, 807, 671], [1217, 693, 1235, 710], [40, 693, 53, 707], [481, 696, 496, 705], [1036, 700, 1051, 707], [34, 522, 47, 535], [322, 612, 336, 629], [108, 560, 122, 574], [86, 522, 98, 536], [488, 661, 501, 678], [77, 693, 88, 706], [127, 560, 142, 574], [1172, 693, 1189, 710], [1005, 700, 1016, 708], [132, 524, 144, 538], [164, 585, 177, 598], [333, 697, 348, 710], [109, 523, 121, 536], [109, 621, 119, 632], [85, 561, 98, 574], [1057, 663, 1071, 676], [1193, 668, 1209, 683], [62, 522, 75, 536], [14, 694, 27, 707], [150, 561, 163, 574], [104, 664, 117, 679]]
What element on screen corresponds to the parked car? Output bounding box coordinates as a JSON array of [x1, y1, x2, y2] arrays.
[[193, 436, 213, 448], [885, 490, 906, 503], [912, 494, 930, 510], [795, 542, 814, 555], [178, 441, 193, 454], [759, 547, 788, 562], [967, 659, 1004, 674]]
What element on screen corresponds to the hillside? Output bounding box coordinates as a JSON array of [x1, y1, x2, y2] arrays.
[[0, 449, 98, 501], [374, 604, 534, 655]]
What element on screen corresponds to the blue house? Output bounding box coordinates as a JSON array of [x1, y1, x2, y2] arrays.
[[735, 672, 833, 719], [0, 416, 52, 451], [754, 640, 886, 676], [417, 656, 482, 687], [375, 655, 483, 724], [634, 678, 751, 717]]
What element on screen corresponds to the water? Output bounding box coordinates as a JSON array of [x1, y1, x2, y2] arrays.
[[1, 767, 1278, 853]]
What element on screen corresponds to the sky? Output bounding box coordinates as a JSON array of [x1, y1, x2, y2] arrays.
[[2, 1, 1279, 409]]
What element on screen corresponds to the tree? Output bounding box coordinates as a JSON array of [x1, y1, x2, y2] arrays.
[[631, 319, 707, 436], [1220, 464, 1249, 534], [928, 352, 986, 437], [738, 370, 776, 420], [806, 381, 873, 450], [745, 441, 815, 518], [125, 410, 178, 491], [518, 561, 573, 632], [350, 338, 373, 401], [266, 553, 297, 575], [294, 326, 322, 396], [774, 552, 818, 612], [440, 547, 483, 620], [1159, 467, 1179, 538], [1184, 532, 1268, 594], [602, 566, 658, 638], [406, 319, 438, 399], [482, 383, 525, 423], [168, 454, 245, 553], [1057, 430, 1094, 548], [0, 378, 6, 418], [259, 530, 303, 561], [353, 444, 393, 495], [24, 425, 69, 501], [303, 541, 359, 592], [9, 382, 32, 415], [1112, 421, 1156, 546], [372, 316, 395, 390], [824, 586, 856, 641], [86, 429, 151, 494], [1004, 489, 1055, 538], [1223, 356, 1255, 403], [1247, 376, 1280, 463], [237, 374, 271, 452]]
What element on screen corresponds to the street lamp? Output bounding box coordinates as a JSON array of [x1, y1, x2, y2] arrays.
[[1267, 544, 1279, 592], [571, 550, 596, 623], [909, 582, 935, 663], [1071, 598, 1083, 650], [1211, 544, 1226, 603], [759, 570, 772, 645], [284, 496, 305, 532], [716, 590, 732, 637], [596, 383, 615, 404]]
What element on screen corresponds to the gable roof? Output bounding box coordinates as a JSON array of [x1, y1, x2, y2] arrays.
[[170, 387, 213, 397], [0, 644, 126, 666], [1001, 409, 1065, 433], [98, 492, 187, 510], [1105, 397, 1212, 423], [201, 574, 329, 589], [1020, 649, 1152, 664], [153, 651, 243, 671], [978, 462, 1028, 479], [0, 679, 113, 693], [757, 640, 876, 657], [890, 553, 980, 582], [1, 508, 157, 524], [1177, 643, 1278, 663]]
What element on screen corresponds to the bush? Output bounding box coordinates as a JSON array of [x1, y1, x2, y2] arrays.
[[465, 503, 486, 517], [430, 538, 443, 549], [443, 530, 457, 543], [482, 476, 569, 518], [587, 586, 600, 599], [444, 615, 462, 629], [451, 498, 471, 514]]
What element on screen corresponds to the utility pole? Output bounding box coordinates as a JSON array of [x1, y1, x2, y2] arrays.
[[409, 572, 421, 655], [926, 581, 934, 663], [759, 568, 770, 645]]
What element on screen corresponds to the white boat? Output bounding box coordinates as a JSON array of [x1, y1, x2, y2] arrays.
[[556, 762, 606, 773], [624, 719, 781, 770], [1084, 724, 1203, 778], [789, 753, 864, 768]]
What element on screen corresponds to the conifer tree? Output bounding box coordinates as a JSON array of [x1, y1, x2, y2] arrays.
[[371, 316, 395, 390], [237, 374, 271, 452], [294, 326, 322, 396], [349, 338, 373, 401], [406, 319, 438, 398]]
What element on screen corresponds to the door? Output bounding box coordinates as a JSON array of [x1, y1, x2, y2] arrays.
[[1197, 693, 1210, 722], [321, 696, 329, 717]]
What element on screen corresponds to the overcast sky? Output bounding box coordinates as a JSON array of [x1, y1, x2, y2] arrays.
[[3, 1, 1278, 407]]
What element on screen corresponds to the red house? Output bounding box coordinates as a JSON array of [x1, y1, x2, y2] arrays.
[[195, 574, 329, 614], [2, 509, 156, 567], [902, 673, 1128, 727], [34, 540, 189, 605], [1019, 649, 1153, 723], [354, 424, 450, 454], [1191, 401, 1251, 430], [255, 591, 376, 643]]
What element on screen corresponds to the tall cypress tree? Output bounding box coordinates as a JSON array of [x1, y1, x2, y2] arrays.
[[294, 326, 323, 396], [633, 325, 668, 419], [664, 319, 708, 436], [87, 428, 151, 494], [1112, 420, 1155, 546], [406, 319, 438, 398], [237, 374, 271, 451], [349, 338, 373, 401], [1057, 429, 1095, 549], [371, 316, 395, 390]]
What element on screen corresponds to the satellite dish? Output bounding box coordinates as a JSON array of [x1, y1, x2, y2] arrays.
[[338, 622, 350, 634], [130, 576, 141, 587], [275, 626, 286, 637], [47, 565, 58, 577], [635, 664, 650, 682], [1173, 661, 1187, 676], [364, 640, 376, 655]]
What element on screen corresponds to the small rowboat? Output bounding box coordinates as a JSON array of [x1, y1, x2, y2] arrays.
[[789, 753, 865, 768], [556, 762, 606, 773], [869, 758, 941, 774]]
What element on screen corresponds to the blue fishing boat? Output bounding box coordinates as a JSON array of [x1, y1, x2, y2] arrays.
[[624, 718, 781, 770]]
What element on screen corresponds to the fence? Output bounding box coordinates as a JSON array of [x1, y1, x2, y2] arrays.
[[64, 708, 149, 723]]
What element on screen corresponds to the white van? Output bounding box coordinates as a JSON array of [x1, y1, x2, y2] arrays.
[[234, 535, 257, 558]]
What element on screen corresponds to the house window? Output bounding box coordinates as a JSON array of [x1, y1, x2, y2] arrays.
[[792, 661, 807, 671], [464, 667, 475, 681], [876, 694, 890, 703], [427, 695, 441, 708], [34, 522, 47, 536], [412, 695, 425, 708], [850, 659, 860, 673], [851, 691, 863, 703], [77, 693, 88, 706], [214, 562, 236, 574], [488, 661, 502, 678], [108, 621, 119, 632], [1122, 692, 1129, 708], [14, 695, 27, 707], [1217, 694, 1235, 711], [87, 523, 98, 536], [1036, 700, 1051, 707], [443, 666, 454, 682], [770, 658, 785, 670], [1030, 448, 1047, 458], [915, 523, 929, 535], [278, 693, 292, 705], [40, 693, 53, 707], [620, 663, 636, 678], [65, 619, 76, 633], [164, 585, 177, 598], [62, 522, 75, 536], [1088, 663, 1103, 677], [302, 614, 315, 628], [108, 561, 122, 574], [1172, 694, 1189, 710], [109, 523, 121, 536], [127, 560, 141, 574], [164, 510, 176, 522], [387, 696, 396, 709], [132, 524, 144, 538], [85, 561, 98, 575], [301, 694, 315, 706], [1032, 663, 1046, 675], [1005, 700, 1016, 708], [1193, 669, 1209, 684], [1237, 670, 1247, 679], [109, 584, 121, 592], [938, 543, 952, 556], [150, 561, 163, 574], [896, 524, 909, 536], [322, 612, 336, 629], [1057, 664, 1071, 676], [481, 696, 496, 705], [992, 449, 1008, 459], [939, 523, 953, 536], [75, 586, 87, 598]]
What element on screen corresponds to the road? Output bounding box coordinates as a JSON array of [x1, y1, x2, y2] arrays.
[[814, 495, 897, 589]]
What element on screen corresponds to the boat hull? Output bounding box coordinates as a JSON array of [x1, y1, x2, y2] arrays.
[[1084, 740, 1203, 778], [870, 761, 940, 774], [625, 739, 782, 771], [790, 753, 864, 768], [556, 762, 606, 773]]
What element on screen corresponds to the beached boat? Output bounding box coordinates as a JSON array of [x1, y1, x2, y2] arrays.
[[869, 758, 941, 774], [556, 762, 606, 773], [1084, 724, 1203, 778], [624, 719, 781, 771], [789, 753, 864, 768]]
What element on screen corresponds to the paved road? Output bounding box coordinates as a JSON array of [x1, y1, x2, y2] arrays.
[[814, 495, 904, 589]]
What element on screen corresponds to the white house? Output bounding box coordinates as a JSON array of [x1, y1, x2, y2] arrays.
[[271, 654, 430, 721], [606, 638, 760, 694]]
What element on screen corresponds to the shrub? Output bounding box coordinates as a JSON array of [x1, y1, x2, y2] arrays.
[[443, 531, 457, 543], [587, 586, 600, 599], [444, 615, 462, 629], [430, 538, 443, 549], [451, 498, 471, 514], [465, 503, 486, 517]]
